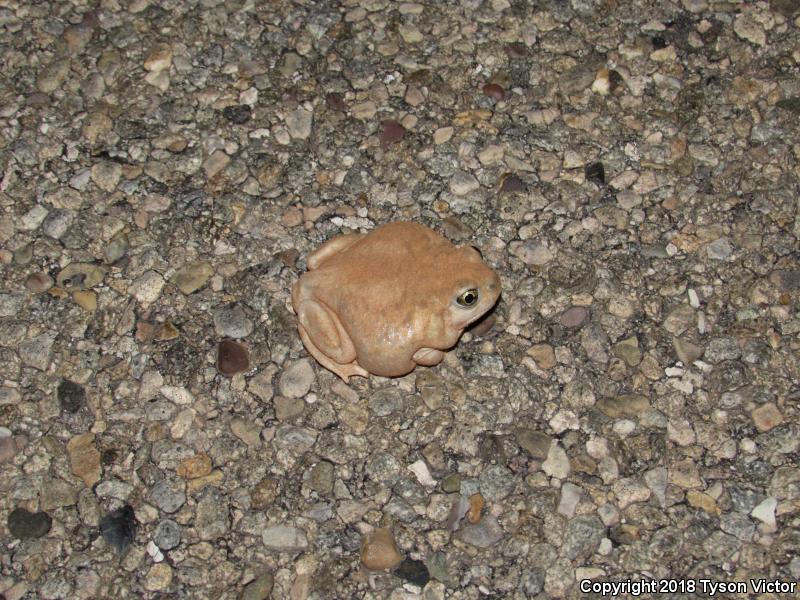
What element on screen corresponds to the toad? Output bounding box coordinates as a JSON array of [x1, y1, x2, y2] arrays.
[[291, 221, 501, 381]]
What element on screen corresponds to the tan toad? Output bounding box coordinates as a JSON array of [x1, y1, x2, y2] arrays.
[[291, 221, 501, 381]]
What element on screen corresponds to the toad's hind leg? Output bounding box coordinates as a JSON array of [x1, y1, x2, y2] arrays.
[[296, 299, 368, 382]]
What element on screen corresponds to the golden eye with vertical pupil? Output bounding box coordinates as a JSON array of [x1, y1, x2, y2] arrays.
[[457, 289, 479, 307]]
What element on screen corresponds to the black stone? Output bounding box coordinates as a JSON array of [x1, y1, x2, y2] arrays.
[[100, 505, 137, 554], [585, 162, 605, 185], [8, 507, 52, 539], [395, 558, 430, 587], [57, 380, 85, 413], [222, 104, 251, 124]]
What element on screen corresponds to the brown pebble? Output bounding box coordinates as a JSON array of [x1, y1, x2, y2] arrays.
[[482, 83, 505, 101], [0, 436, 17, 464], [467, 493, 485, 524], [26, 272, 53, 293], [218, 339, 249, 376], [360, 527, 402, 571], [135, 321, 157, 342], [527, 343, 556, 369], [176, 453, 212, 480], [751, 403, 783, 432], [157, 322, 179, 341], [499, 173, 526, 194], [380, 120, 405, 149], [275, 249, 300, 269], [326, 93, 347, 112], [560, 306, 588, 328]]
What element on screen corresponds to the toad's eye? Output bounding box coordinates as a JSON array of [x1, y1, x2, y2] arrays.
[[457, 289, 479, 307]]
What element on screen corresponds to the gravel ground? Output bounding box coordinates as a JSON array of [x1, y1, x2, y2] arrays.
[[1, 0, 799, 599]]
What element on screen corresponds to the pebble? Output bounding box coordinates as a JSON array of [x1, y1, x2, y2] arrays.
[[73, 290, 97, 312], [223, 105, 251, 124], [542, 442, 570, 479], [91, 161, 122, 192], [171, 261, 213, 294], [611, 337, 641, 366], [750, 497, 777, 528], [67, 433, 101, 487], [560, 306, 588, 328], [57, 263, 106, 290], [20, 334, 54, 371], [149, 479, 186, 514], [7, 508, 52, 539], [153, 519, 181, 550], [0, 293, 24, 316], [213, 304, 253, 338], [361, 527, 402, 570], [144, 44, 173, 71], [751, 403, 783, 432], [286, 107, 313, 140], [231, 416, 261, 447], [131, 270, 165, 305], [597, 394, 649, 418], [467, 493, 485, 523], [217, 340, 250, 376], [19, 205, 49, 231], [241, 574, 274, 600], [0, 434, 17, 463], [482, 83, 505, 100], [278, 359, 315, 398], [457, 515, 503, 548], [527, 344, 556, 369], [203, 150, 230, 178], [380, 120, 405, 148], [195, 489, 230, 540], [37, 59, 70, 93], [176, 453, 212, 479], [26, 272, 54, 293], [144, 563, 172, 592], [41, 209, 74, 239], [733, 13, 767, 46], [449, 171, 480, 196], [706, 237, 733, 261], [673, 337, 704, 364], [433, 127, 453, 144], [262, 525, 309, 552]]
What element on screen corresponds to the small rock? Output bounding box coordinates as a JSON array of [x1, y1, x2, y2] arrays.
[[67, 433, 101, 487], [733, 13, 766, 46], [37, 59, 70, 93], [467, 493, 485, 523], [26, 272, 54, 293], [380, 120, 405, 149], [204, 151, 230, 178], [154, 519, 181, 550], [218, 340, 250, 376], [100, 505, 137, 554], [560, 306, 588, 328], [231, 416, 261, 447], [286, 107, 313, 140], [20, 334, 54, 371], [131, 270, 165, 305], [449, 171, 480, 196], [144, 563, 172, 592], [611, 337, 641, 366], [750, 497, 777, 528], [172, 261, 213, 294], [262, 525, 309, 552], [91, 161, 122, 192], [176, 453, 212, 480], [706, 237, 733, 260], [279, 359, 315, 398], [662, 304, 695, 335], [57, 263, 106, 290], [42, 209, 74, 239], [361, 528, 402, 570], [542, 442, 570, 479], [144, 44, 173, 71], [195, 489, 230, 540], [751, 403, 783, 432], [8, 508, 52, 539], [512, 240, 553, 266], [499, 173, 526, 194], [213, 304, 253, 338], [516, 429, 552, 459], [433, 127, 453, 144], [274, 396, 305, 421], [527, 344, 556, 369], [482, 83, 505, 100], [145, 70, 170, 91], [150, 479, 186, 514], [73, 290, 97, 312], [673, 337, 704, 364], [457, 515, 503, 548], [687, 490, 719, 514], [585, 162, 605, 184], [241, 574, 274, 600], [0, 293, 25, 316], [0, 435, 17, 464], [597, 394, 649, 418]]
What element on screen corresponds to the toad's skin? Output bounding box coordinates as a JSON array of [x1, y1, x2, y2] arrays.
[[291, 221, 501, 381]]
